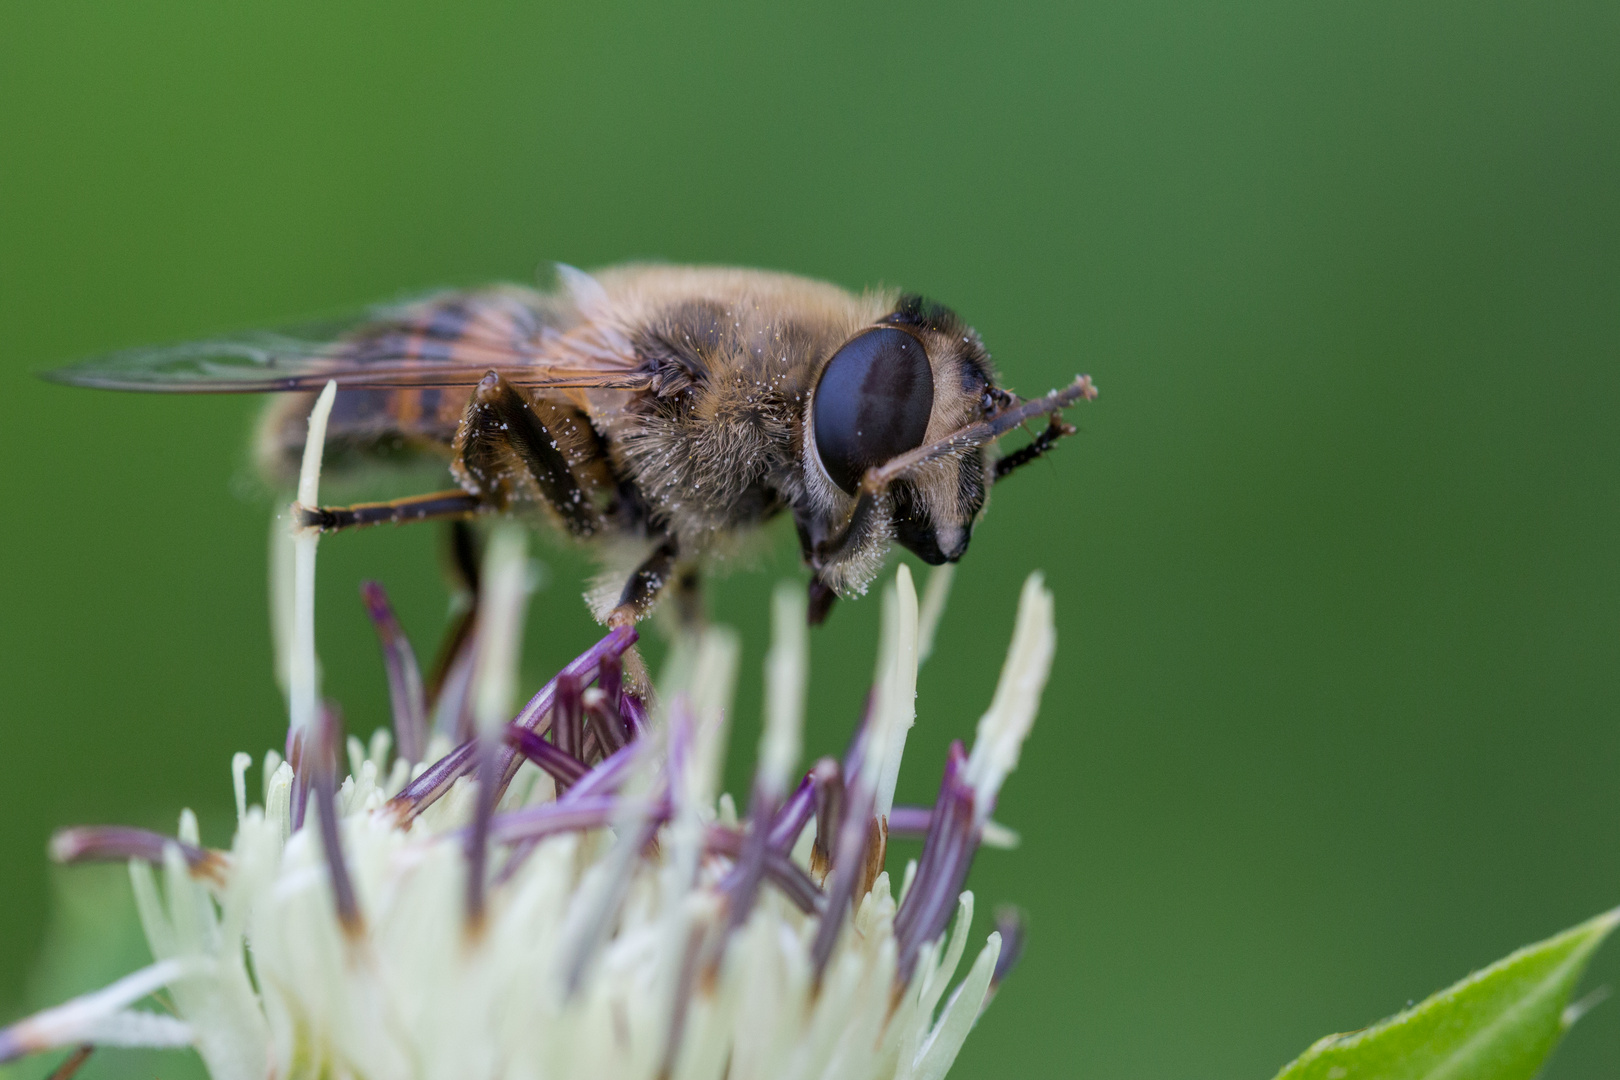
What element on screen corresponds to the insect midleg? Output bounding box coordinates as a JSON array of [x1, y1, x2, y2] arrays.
[[672, 566, 705, 629], [425, 520, 482, 707], [610, 536, 679, 627]]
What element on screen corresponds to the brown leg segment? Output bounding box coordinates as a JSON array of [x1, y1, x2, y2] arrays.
[[292, 374, 610, 537], [46, 1047, 94, 1080], [295, 489, 482, 532], [672, 565, 706, 630], [807, 575, 839, 626], [454, 372, 601, 537], [425, 520, 482, 705], [608, 536, 679, 626], [993, 417, 1079, 482]]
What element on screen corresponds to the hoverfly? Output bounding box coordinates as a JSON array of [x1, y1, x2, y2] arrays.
[[48, 264, 1096, 626]]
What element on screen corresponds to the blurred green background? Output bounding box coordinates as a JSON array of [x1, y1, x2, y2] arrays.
[[3, 1, 1619, 1077]]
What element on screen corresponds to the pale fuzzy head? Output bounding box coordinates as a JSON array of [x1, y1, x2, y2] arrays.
[[571, 265, 1006, 600]]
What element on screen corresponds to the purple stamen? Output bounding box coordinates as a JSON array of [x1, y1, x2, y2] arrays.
[[892, 741, 978, 984], [704, 825, 825, 916], [552, 673, 584, 786], [619, 690, 649, 740], [431, 638, 479, 744], [597, 651, 627, 740], [490, 737, 643, 885], [504, 725, 589, 787], [464, 736, 499, 928], [583, 688, 627, 756], [564, 739, 640, 802], [49, 827, 225, 883], [313, 703, 363, 936], [721, 781, 779, 932], [360, 580, 428, 765], [484, 781, 824, 918], [810, 744, 880, 978], [808, 691, 885, 982], [482, 795, 629, 845], [767, 770, 818, 851], [389, 626, 636, 824], [810, 757, 844, 879], [285, 725, 308, 833], [884, 805, 934, 838], [990, 905, 1026, 990], [707, 762, 822, 901]]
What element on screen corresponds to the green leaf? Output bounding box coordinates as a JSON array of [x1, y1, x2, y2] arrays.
[[1273, 907, 1619, 1080]]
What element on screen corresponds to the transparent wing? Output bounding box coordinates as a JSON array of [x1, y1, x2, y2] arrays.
[[42, 288, 652, 394]]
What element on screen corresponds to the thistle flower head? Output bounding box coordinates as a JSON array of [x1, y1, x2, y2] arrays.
[[6, 383, 1060, 1080]]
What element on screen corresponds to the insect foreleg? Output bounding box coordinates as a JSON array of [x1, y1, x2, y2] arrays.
[[807, 375, 1098, 589], [992, 417, 1079, 482]]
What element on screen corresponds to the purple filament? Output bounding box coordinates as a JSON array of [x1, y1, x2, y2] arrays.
[[504, 725, 590, 787], [489, 738, 643, 885], [810, 757, 844, 873], [619, 690, 650, 740], [551, 673, 584, 791], [722, 783, 780, 932], [810, 756, 878, 979], [884, 805, 935, 838], [990, 905, 1026, 989], [360, 580, 428, 765], [483, 795, 627, 845], [49, 827, 224, 882], [892, 741, 979, 984], [704, 825, 825, 916], [389, 625, 636, 823], [465, 736, 499, 926], [768, 771, 818, 851], [583, 689, 627, 756], [285, 725, 308, 833], [313, 704, 363, 936]]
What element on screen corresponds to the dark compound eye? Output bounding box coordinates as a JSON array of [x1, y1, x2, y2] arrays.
[[812, 327, 935, 495]]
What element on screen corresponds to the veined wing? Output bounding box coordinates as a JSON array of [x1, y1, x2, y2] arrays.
[[42, 287, 652, 393]]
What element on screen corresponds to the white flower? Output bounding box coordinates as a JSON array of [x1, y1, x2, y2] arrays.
[[6, 382, 1058, 1080]]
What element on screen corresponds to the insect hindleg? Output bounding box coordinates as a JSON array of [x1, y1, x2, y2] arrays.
[[295, 489, 483, 531], [453, 372, 601, 537]]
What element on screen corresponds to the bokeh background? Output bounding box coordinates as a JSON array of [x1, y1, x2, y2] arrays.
[[3, 2, 1619, 1077]]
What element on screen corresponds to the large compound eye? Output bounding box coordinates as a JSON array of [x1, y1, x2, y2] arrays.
[[812, 327, 935, 495]]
